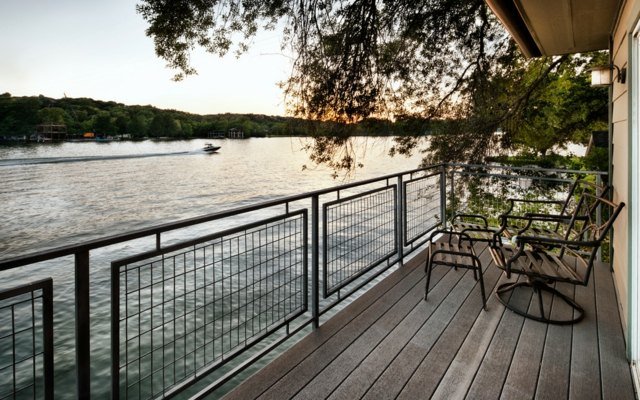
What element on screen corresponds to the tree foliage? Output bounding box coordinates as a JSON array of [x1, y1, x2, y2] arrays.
[[137, 0, 608, 170], [137, 1, 509, 122]]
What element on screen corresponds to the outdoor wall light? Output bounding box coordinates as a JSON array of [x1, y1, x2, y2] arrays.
[[591, 64, 627, 86]]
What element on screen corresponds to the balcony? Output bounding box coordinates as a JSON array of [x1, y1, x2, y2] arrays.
[[223, 241, 633, 399], [0, 163, 632, 399]]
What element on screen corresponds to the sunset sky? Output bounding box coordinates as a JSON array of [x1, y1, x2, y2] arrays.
[[0, 0, 290, 116]]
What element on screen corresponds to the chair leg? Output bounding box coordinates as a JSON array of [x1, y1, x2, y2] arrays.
[[536, 286, 545, 319], [424, 257, 433, 301], [475, 258, 487, 310], [495, 279, 584, 325]]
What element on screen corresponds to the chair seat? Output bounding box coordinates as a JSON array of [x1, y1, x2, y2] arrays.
[[490, 245, 586, 283], [429, 241, 476, 268], [451, 222, 496, 242], [425, 235, 486, 310]]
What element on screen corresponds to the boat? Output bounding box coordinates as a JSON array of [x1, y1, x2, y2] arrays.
[[203, 143, 221, 153]]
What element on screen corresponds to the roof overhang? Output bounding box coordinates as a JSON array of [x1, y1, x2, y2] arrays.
[[485, 0, 621, 57]]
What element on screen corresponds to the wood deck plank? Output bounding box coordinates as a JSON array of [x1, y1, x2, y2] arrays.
[[594, 263, 635, 400], [358, 245, 495, 400], [357, 271, 482, 399], [395, 249, 504, 400], [319, 273, 468, 400], [499, 290, 551, 399], [535, 282, 574, 399], [289, 266, 462, 400], [223, 243, 634, 400], [224, 251, 431, 400], [569, 272, 601, 400], [255, 267, 435, 400], [465, 279, 534, 400], [428, 275, 532, 400]]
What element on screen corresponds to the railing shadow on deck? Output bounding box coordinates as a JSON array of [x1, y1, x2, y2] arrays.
[[0, 163, 607, 399]]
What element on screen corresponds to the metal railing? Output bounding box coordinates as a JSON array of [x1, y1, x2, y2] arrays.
[[0, 279, 53, 400], [0, 163, 606, 399], [446, 163, 607, 228]]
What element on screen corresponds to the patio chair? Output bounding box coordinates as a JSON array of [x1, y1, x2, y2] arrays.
[[424, 229, 487, 310], [451, 179, 606, 243], [498, 178, 609, 241], [489, 193, 624, 324]]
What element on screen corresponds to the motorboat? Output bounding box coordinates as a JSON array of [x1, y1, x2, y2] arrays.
[[203, 143, 221, 153]]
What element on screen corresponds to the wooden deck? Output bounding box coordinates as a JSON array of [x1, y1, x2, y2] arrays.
[[224, 241, 635, 400]]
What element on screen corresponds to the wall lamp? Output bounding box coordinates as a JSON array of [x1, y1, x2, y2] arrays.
[[591, 64, 627, 86]]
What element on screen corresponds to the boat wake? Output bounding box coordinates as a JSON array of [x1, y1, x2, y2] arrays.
[[0, 151, 193, 167]]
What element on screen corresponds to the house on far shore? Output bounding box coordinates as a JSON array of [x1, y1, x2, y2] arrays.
[[32, 123, 67, 142], [228, 127, 244, 139]]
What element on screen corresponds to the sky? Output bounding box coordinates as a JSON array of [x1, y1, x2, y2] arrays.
[[0, 0, 291, 115]]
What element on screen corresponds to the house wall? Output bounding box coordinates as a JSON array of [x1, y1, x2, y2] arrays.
[[612, 0, 638, 338]]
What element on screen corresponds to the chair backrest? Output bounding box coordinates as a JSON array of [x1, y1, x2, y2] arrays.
[[560, 179, 610, 216], [561, 193, 624, 283]]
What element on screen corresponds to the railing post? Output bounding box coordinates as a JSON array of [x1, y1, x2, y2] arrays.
[[111, 260, 120, 399], [311, 195, 320, 329], [42, 279, 54, 400], [397, 175, 404, 264], [596, 174, 603, 262], [75, 251, 91, 399], [441, 165, 448, 229]]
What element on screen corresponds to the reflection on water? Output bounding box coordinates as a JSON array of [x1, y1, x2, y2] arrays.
[[0, 138, 421, 258], [0, 137, 422, 398]]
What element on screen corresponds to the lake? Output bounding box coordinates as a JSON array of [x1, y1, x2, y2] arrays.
[[0, 137, 423, 398]]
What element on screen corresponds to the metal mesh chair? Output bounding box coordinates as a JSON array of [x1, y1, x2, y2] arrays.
[[489, 193, 624, 324], [498, 179, 609, 241], [425, 230, 487, 310], [452, 178, 608, 243]]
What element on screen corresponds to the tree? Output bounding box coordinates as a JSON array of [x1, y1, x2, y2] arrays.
[[137, 0, 606, 170], [148, 113, 179, 137], [137, 1, 507, 121], [94, 112, 116, 135], [114, 115, 130, 135], [37, 107, 67, 124], [127, 113, 148, 137]]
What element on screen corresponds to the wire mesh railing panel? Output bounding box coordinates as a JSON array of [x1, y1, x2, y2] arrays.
[[449, 169, 578, 227], [111, 211, 308, 399], [0, 279, 53, 400], [404, 172, 443, 246], [323, 186, 397, 297]]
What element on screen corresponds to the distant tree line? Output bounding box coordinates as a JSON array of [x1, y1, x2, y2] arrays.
[[0, 93, 440, 139]]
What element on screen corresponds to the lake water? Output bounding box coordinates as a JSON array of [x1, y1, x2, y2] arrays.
[[0, 137, 423, 398], [0, 137, 424, 258]]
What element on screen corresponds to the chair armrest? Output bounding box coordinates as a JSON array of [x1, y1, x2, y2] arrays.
[[428, 229, 473, 245], [507, 198, 565, 205], [498, 213, 579, 225], [504, 198, 565, 215], [522, 212, 571, 220], [451, 213, 488, 228], [523, 213, 588, 221], [515, 235, 599, 248]]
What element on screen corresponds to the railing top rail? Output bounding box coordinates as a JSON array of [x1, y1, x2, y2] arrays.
[[0, 164, 443, 270], [445, 162, 607, 176], [0, 278, 52, 301], [452, 170, 575, 184]]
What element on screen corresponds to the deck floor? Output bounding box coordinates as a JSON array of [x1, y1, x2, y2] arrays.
[[224, 241, 635, 400]]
